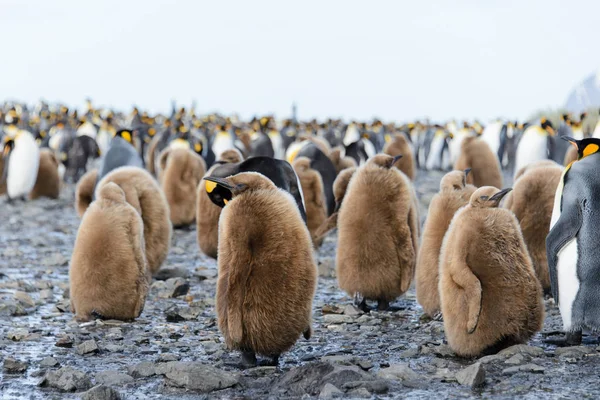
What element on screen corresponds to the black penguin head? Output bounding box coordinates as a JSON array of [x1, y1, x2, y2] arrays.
[[203, 173, 275, 208], [115, 129, 134, 144], [562, 136, 600, 161], [540, 118, 555, 136]]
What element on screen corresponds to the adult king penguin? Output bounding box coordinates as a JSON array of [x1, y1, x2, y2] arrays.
[[1, 122, 40, 201], [546, 136, 600, 346]]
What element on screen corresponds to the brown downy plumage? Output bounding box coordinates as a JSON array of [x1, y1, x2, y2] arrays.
[[564, 145, 578, 167], [506, 161, 563, 292], [69, 182, 149, 322], [292, 157, 328, 247], [439, 186, 544, 357], [383, 133, 416, 180], [336, 154, 419, 311], [158, 148, 207, 227], [196, 150, 244, 259], [454, 136, 503, 188], [30, 149, 60, 200], [415, 170, 476, 317], [146, 134, 161, 176], [313, 166, 357, 241], [329, 147, 357, 174], [75, 168, 99, 217], [97, 167, 171, 275], [208, 172, 316, 367]]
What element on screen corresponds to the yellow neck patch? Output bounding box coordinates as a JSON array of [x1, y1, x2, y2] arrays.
[[121, 131, 132, 143], [384, 134, 391, 143], [194, 143, 202, 153], [148, 128, 156, 136], [583, 143, 599, 158], [205, 180, 217, 193]]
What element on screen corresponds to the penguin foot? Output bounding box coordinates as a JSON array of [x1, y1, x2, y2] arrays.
[[303, 326, 312, 340], [240, 351, 257, 368], [544, 330, 583, 347], [355, 298, 369, 313], [259, 355, 280, 367], [377, 300, 390, 311]]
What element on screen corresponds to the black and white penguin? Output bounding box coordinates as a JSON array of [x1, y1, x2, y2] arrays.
[[205, 156, 307, 222], [514, 118, 555, 177], [2, 124, 40, 200], [96, 129, 143, 186], [425, 126, 452, 171], [546, 136, 600, 346], [211, 125, 236, 160]]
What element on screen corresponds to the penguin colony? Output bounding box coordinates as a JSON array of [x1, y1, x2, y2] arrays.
[[3, 100, 600, 366]]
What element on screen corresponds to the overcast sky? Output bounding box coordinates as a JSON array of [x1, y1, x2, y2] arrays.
[[1, 0, 599, 122]]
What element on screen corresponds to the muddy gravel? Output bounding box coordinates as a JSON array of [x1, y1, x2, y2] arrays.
[[1, 170, 600, 399]]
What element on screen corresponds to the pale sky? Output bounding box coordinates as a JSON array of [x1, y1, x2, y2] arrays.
[[1, 0, 599, 122]]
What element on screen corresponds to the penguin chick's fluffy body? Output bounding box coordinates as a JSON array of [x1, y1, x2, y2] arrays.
[[75, 168, 99, 217], [196, 149, 244, 259], [328, 147, 357, 174], [415, 170, 476, 317], [383, 133, 416, 180], [439, 186, 544, 357], [506, 160, 563, 292], [69, 182, 149, 322], [158, 147, 207, 227], [454, 136, 503, 189], [336, 154, 419, 307], [293, 157, 328, 247], [212, 172, 316, 363], [96, 166, 171, 275], [30, 149, 61, 200]]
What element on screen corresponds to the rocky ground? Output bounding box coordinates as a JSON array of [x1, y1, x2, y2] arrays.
[[1, 169, 600, 399]]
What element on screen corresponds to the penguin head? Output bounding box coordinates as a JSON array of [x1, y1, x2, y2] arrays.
[[540, 118, 555, 136], [368, 154, 402, 169], [440, 169, 471, 191], [218, 148, 244, 164], [203, 172, 275, 208], [469, 186, 512, 208], [115, 129, 134, 144], [562, 136, 600, 161]]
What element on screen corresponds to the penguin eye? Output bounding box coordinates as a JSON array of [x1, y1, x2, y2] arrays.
[[479, 196, 489, 201]]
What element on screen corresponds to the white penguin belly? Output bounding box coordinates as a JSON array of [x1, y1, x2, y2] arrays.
[[557, 238, 580, 331], [426, 136, 444, 170], [212, 136, 234, 160], [7, 140, 40, 198], [269, 133, 284, 159], [514, 133, 546, 176]]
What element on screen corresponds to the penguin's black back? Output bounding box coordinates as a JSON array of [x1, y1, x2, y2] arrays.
[[250, 134, 275, 158], [296, 142, 336, 215], [96, 136, 143, 186]]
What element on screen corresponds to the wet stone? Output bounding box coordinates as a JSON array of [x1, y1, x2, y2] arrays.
[[81, 385, 122, 400], [6, 328, 29, 341], [127, 361, 156, 378], [14, 290, 35, 307], [94, 371, 134, 386], [502, 364, 545, 375], [55, 335, 74, 348], [3, 357, 28, 373], [39, 366, 93, 392], [342, 305, 364, 316], [155, 266, 190, 281], [377, 363, 419, 381], [40, 357, 60, 367], [505, 353, 527, 365], [158, 361, 239, 392], [498, 345, 544, 358], [323, 314, 354, 324], [106, 328, 123, 340], [319, 383, 344, 399], [77, 339, 99, 355], [455, 362, 486, 389]]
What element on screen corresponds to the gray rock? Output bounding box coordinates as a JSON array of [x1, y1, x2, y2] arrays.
[[377, 363, 419, 381], [478, 354, 505, 364], [342, 380, 389, 394], [321, 355, 355, 365], [318, 258, 336, 277], [502, 364, 545, 375], [159, 278, 190, 298], [498, 344, 544, 358], [81, 384, 121, 400], [40, 357, 59, 367], [273, 362, 368, 396], [77, 339, 99, 355], [94, 371, 134, 386], [347, 387, 371, 398], [321, 366, 375, 392], [6, 328, 29, 341], [319, 383, 344, 399], [39, 366, 93, 392], [455, 362, 485, 388], [155, 266, 190, 281], [342, 305, 364, 316], [39, 288, 54, 300], [42, 253, 69, 267], [555, 346, 594, 357], [127, 361, 156, 378], [55, 335, 74, 348], [106, 328, 123, 341], [158, 353, 179, 362], [323, 314, 354, 324], [421, 344, 454, 357], [194, 267, 217, 280], [157, 361, 238, 392], [166, 306, 202, 322], [504, 353, 527, 365], [399, 348, 420, 358], [3, 357, 28, 373], [357, 359, 373, 371], [14, 290, 35, 307]]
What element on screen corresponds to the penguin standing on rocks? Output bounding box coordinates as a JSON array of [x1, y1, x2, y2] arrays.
[[514, 118, 555, 177], [546, 137, 600, 346], [383, 133, 416, 180], [454, 136, 503, 188], [69, 182, 149, 322], [1, 123, 40, 201], [205, 172, 316, 367], [439, 187, 544, 357], [416, 170, 476, 317], [96, 129, 143, 184], [505, 160, 563, 293], [196, 149, 243, 259], [292, 157, 328, 247], [336, 154, 419, 311]]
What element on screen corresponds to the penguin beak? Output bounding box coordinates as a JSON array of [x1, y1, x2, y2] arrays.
[[464, 168, 472, 178], [562, 136, 579, 149], [489, 188, 512, 202], [391, 155, 403, 167], [203, 176, 236, 192]]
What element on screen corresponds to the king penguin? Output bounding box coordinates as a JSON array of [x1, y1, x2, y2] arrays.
[[96, 129, 143, 186], [546, 136, 600, 346], [1, 123, 40, 201], [514, 118, 555, 178]]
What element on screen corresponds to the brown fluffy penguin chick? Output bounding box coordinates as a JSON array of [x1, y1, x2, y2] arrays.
[[97, 166, 171, 275], [415, 170, 476, 317], [564, 145, 578, 167], [293, 157, 328, 247], [313, 166, 357, 240], [75, 168, 99, 217], [69, 182, 149, 322], [439, 186, 544, 357], [454, 136, 503, 189], [336, 154, 419, 311], [30, 149, 61, 200], [383, 133, 416, 180], [158, 148, 207, 227], [506, 161, 563, 292], [329, 147, 357, 174], [196, 151, 244, 259], [209, 172, 316, 367]]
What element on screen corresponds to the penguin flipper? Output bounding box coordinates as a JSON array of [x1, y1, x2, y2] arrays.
[[546, 200, 583, 303], [450, 265, 482, 334]]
